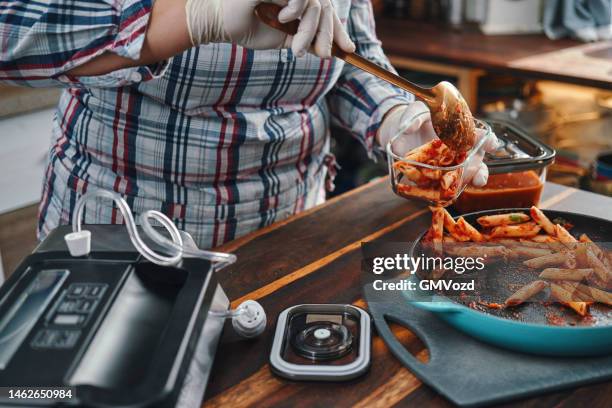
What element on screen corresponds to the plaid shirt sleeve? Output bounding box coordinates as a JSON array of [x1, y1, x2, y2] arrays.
[[327, 0, 414, 156], [0, 0, 166, 88]]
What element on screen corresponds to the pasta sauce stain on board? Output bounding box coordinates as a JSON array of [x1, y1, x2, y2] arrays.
[[453, 170, 543, 213]]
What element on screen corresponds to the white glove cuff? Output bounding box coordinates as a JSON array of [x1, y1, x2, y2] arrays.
[[377, 102, 432, 149], [377, 105, 410, 149], [185, 0, 229, 47]]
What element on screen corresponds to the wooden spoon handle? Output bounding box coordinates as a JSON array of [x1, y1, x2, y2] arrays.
[[255, 3, 435, 102]]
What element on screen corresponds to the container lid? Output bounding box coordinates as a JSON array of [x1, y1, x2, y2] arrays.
[[484, 120, 556, 174]]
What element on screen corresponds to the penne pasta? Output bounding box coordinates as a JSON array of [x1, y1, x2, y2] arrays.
[[505, 280, 548, 307], [490, 222, 541, 238], [441, 208, 456, 230], [490, 238, 522, 246], [438, 148, 456, 166], [396, 139, 465, 204], [509, 246, 554, 259], [583, 246, 612, 285], [394, 163, 429, 186], [404, 139, 446, 163], [456, 217, 484, 242], [443, 235, 457, 243], [529, 235, 560, 243], [555, 224, 578, 249], [530, 206, 556, 235], [573, 283, 612, 307], [441, 209, 470, 242], [477, 213, 530, 228], [539, 268, 594, 282], [397, 184, 441, 201], [557, 283, 598, 310], [519, 239, 566, 253], [556, 281, 588, 301], [445, 245, 509, 259], [550, 283, 589, 316], [421, 166, 443, 181], [523, 251, 576, 269], [440, 170, 460, 191], [423, 205, 611, 319], [577, 234, 612, 273], [574, 244, 589, 267], [430, 207, 444, 253]]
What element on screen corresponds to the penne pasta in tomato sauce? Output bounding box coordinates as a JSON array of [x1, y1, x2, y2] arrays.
[[444, 245, 509, 259], [422, 206, 609, 318], [528, 234, 561, 243], [556, 282, 592, 302], [455, 217, 484, 242], [505, 280, 548, 307], [550, 283, 589, 316], [397, 184, 441, 201], [404, 139, 447, 163], [443, 235, 457, 243], [523, 251, 577, 269], [393, 163, 430, 186], [441, 211, 471, 242], [430, 207, 445, 253], [577, 233, 612, 271], [476, 213, 530, 228], [530, 206, 556, 235], [440, 170, 460, 191], [490, 222, 541, 239], [438, 148, 456, 166], [573, 283, 612, 307], [539, 268, 594, 282], [584, 247, 611, 285], [508, 246, 554, 259], [554, 224, 579, 249], [421, 162, 443, 180]]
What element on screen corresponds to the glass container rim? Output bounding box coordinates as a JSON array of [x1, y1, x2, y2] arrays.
[[385, 113, 493, 171]]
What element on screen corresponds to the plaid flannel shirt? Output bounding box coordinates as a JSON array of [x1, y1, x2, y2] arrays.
[[0, 0, 413, 248]]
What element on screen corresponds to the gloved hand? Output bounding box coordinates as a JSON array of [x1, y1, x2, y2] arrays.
[[185, 0, 356, 58], [377, 101, 500, 187]]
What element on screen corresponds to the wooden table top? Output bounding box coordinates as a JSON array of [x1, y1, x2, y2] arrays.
[[375, 20, 612, 90], [203, 179, 612, 407]]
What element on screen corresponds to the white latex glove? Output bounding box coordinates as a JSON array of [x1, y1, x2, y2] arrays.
[[377, 101, 500, 187], [185, 0, 356, 58]]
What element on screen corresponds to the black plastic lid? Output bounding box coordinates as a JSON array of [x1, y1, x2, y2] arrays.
[[484, 120, 556, 174]]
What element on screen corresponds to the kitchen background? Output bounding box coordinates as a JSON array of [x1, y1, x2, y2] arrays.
[[0, 0, 611, 277]]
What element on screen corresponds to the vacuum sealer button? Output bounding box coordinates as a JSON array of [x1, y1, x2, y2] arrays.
[[53, 314, 85, 326], [77, 299, 96, 313], [31, 330, 57, 348], [31, 330, 80, 349], [58, 299, 79, 313], [53, 330, 81, 348], [67, 284, 87, 298], [85, 284, 106, 299]]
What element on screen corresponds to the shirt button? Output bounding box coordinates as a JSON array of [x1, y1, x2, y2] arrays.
[[130, 72, 142, 82]]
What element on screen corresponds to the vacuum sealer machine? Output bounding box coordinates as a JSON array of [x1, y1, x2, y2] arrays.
[[0, 190, 266, 407]]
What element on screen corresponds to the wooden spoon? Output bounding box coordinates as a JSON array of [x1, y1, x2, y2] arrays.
[[255, 3, 476, 152]]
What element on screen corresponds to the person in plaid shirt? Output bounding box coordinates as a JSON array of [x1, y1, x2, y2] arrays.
[[0, 0, 491, 248]]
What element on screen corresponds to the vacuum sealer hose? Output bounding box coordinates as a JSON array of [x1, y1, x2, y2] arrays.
[[63, 189, 266, 338]]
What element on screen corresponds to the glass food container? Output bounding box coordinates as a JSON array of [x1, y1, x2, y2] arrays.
[[452, 120, 555, 213], [386, 115, 494, 208]]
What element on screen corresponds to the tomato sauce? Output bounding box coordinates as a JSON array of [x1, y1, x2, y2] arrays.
[[453, 170, 544, 213]]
